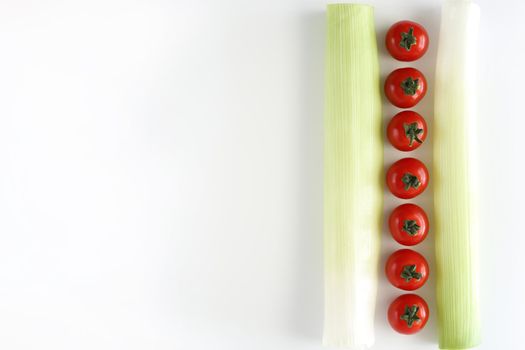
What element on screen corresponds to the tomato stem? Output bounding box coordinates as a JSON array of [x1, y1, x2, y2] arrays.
[[400, 27, 417, 51], [403, 122, 424, 146], [400, 77, 419, 95], [401, 173, 420, 191], [402, 220, 421, 236], [400, 305, 421, 328], [400, 264, 422, 282]]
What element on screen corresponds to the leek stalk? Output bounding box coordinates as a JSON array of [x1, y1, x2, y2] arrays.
[[323, 4, 383, 348], [434, 0, 481, 348]]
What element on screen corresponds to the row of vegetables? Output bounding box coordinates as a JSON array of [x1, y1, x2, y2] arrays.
[[384, 20, 430, 336], [323, 1, 480, 349]]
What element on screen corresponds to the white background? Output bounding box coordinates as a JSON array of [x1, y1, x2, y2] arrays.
[[0, 0, 523, 349]]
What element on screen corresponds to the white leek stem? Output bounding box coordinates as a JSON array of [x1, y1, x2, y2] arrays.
[[434, 0, 481, 348], [324, 4, 382, 349]]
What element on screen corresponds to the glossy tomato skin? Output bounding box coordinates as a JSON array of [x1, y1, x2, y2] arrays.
[[386, 158, 429, 199], [388, 294, 429, 334], [386, 21, 429, 61], [389, 203, 429, 246], [385, 249, 429, 290], [387, 111, 428, 151], [384, 68, 427, 108]]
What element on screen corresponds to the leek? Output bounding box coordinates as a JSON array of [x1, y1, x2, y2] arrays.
[[323, 4, 382, 348], [434, 0, 481, 348]]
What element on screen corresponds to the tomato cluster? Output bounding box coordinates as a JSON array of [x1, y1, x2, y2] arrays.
[[384, 20, 430, 336]]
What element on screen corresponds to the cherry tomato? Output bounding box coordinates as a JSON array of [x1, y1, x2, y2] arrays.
[[389, 204, 429, 246], [386, 158, 429, 199], [386, 21, 429, 61], [385, 249, 429, 290], [387, 111, 428, 151], [384, 68, 427, 108], [388, 294, 429, 334]]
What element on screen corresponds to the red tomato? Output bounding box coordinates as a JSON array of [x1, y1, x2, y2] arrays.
[[384, 68, 427, 108], [386, 21, 429, 61], [388, 294, 429, 334], [389, 204, 429, 246], [386, 158, 429, 199], [387, 111, 427, 151], [385, 249, 429, 290]]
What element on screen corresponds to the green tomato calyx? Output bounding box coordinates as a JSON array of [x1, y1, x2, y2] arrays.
[[401, 173, 421, 191], [403, 122, 424, 146], [400, 305, 421, 328], [402, 220, 421, 236], [400, 264, 422, 282], [401, 77, 420, 95], [400, 27, 417, 51]]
